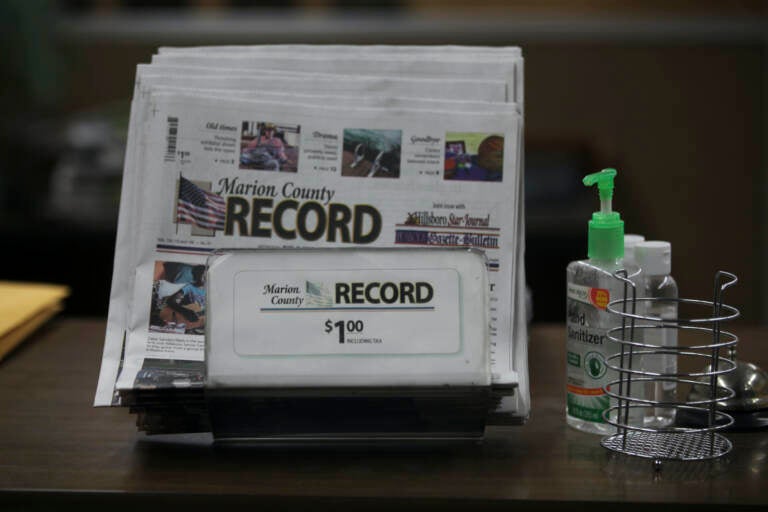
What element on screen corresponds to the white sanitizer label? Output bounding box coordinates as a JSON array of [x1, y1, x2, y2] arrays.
[[566, 283, 612, 423], [232, 268, 462, 356]]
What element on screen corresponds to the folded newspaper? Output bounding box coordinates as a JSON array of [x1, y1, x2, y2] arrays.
[[95, 45, 529, 433]]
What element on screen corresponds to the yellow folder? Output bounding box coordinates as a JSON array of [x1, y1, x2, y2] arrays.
[[0, 281, 70, 361]]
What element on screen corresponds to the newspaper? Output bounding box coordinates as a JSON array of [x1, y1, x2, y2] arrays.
[[101, 70, 509, 395], [144, 50, 526, 331], [95, 46, 528, 422], [151, 52, 523, 105]]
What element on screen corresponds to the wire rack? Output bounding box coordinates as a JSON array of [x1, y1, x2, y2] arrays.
[[601, 271, 739, 465]]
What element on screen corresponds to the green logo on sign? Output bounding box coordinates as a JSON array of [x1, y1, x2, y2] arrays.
[[584, 351, 607, 379]]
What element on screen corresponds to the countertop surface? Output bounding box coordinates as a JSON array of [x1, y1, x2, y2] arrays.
[[0, 318, 766, 510]]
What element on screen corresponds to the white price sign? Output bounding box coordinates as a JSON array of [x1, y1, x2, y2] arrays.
[[232, 268, 462, 356]]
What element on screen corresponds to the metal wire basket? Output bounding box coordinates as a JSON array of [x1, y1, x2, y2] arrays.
[[600, 271, 739, 465]]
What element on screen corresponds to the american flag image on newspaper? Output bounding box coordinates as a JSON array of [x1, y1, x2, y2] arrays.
[[177, 176, 226, 231]]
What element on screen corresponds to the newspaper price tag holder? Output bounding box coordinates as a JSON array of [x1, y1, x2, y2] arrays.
[[204, 247, 510, 444]]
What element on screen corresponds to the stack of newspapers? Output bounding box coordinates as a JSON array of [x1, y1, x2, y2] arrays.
[[94, 45, 529, 433]]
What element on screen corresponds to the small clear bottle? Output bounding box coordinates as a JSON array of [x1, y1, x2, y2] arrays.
[[635, 241, 678, 428], [623, 233, 647, 408], [566, 169, 638, 434], [623, 234, 645, 267]]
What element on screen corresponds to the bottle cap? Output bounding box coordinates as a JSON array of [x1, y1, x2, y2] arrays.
[[635, 241, 671, 275], [624, 234, 645, 265], [583, 168, 624, 260]]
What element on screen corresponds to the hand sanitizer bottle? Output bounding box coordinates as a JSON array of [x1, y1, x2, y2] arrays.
[[566, 169, 639, 434], [634, 241, 678, 428]]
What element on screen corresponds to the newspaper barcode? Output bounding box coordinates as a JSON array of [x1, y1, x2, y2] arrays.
[[165, 116, 178, 162]]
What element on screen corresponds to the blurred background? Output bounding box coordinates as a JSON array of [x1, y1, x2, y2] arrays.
[[0, 0, 765, 323]]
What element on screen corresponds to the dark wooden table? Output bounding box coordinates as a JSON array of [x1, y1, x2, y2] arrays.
[[1, 318, 766, 510]]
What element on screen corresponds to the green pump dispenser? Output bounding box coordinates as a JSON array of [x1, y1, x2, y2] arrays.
[[583, 168, 624, 260]]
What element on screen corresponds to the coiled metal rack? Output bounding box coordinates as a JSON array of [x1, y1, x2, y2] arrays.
[[601, 271, 739, 464]]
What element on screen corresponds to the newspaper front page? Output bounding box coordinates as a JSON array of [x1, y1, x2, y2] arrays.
[[117, 92, 520, 387]]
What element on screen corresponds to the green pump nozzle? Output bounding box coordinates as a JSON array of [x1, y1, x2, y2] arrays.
[[583, 168, 616, 214], [583, 168, 624, 260]]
